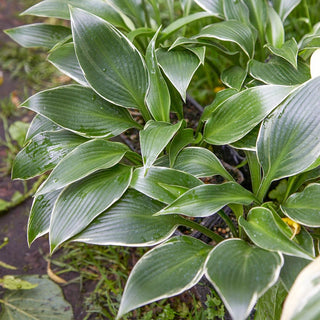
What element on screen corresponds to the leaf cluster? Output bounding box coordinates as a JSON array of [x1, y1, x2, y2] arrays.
[[5, 0, 320, 319]]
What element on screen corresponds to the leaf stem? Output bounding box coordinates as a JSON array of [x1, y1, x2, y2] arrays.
[[174, 216, 224, 243], [256, 176, 272, 202], [245, 150, 261, 195]]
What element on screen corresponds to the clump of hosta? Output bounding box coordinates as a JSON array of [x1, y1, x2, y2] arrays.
[[6, 0, 320, 319]]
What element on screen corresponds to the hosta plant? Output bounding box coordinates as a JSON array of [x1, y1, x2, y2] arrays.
[[5, 0, 320, 319]]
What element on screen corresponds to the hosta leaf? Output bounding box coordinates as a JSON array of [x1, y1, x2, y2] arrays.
[[281, 255, 320, 320], [5, 24, 71, 49], [257, 77, 320, 184], [0, 275, 73, 320], [201, 88, 238, 122], [74, 189, 178, 246], [140, 121, 182, 171], [157, 182, 256, 218], [266, 39, 298, 68], [170, 36, 239, 56], [168, 129, 195, 167], [239, 207, 314, 260], [266, 6, 284, 48], [173, 147, 234, 180], [107, 0, 145, 27], [194, 20, 255, 58], [229, 125, 260, 151], [281, 183, 320, 227], [272, 0, 301, 21], [221, 66, 246, 90], [21, 0, 126, 29], [223, 0, 250, 25], [161, 12, 213, 41], [50, 165, 132, 251], [21, 85, 139, 138], [204, 84, 294, 145], [280, 255, 310, 291], [28, 190, 61, 245], [70, 7, 148, 111], [249, 57, 310, 85], [244, 0, 267, 42], [12, 130, 87, 179], [26, 114, 61, 142], [205, 239, 283, 320], [157, 48, 202, 102], [145, 28, 170, 122], [48, 43, 88, 86], [194, 0, 224, 18], [37, 140, 129, 195], [254, 281, 287, 320], [130, 167, 202, 204], [117, 236, 211, 319]]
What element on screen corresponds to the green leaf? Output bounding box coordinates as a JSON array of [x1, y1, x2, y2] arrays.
[[249, 57, 310, 85], [117, 236, 211, 319], [173, 147, 234, 180], [70, 7, 148, 111], [107, 0, 146, 27], [36, 140, 129, 195], [26, 114, 61, 142], [254, 281, 287, 320], [269, 180, 288, 203], [21, 0, 127, 29], [8, 121, 29, 147], [0, 276, 38, 290], [161, 12, 213, 40], [194, 20, 255, 58], [145, 28, 170, 122], [28, 190, 61, 245], [221, 66, 247, 90], [74, 189, 178, 246], [281, 255, 320, 320], [205, 239, 283, 320], [140, 121, 182, 171], [266, 39, 298, 68], [12, 130, 87, 179], [5, 24, 70, 49], [244, 0, 267, 42], [157, 182, 256, 218], [50, 165, 132, 251], [130, 166, 202, 204], [266, 6, 284, 48], [257, 77, 320, 184], [229, 125, 259, 151], [223, 0, 250, 25], [48, 43, 88, 86], [168, 129, 195, 167], [201, 88, 238, 122], [204, 84, 294, 145], [21, 85, 139, 138], [0, 275, 73, 320], [194, 0, 224, 18], [157, 48, 202, 102], [281, 183, 320, 227], [272, 0, 301, 21], [280, 255, 310, 291], [239, 207, 314, 260]]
